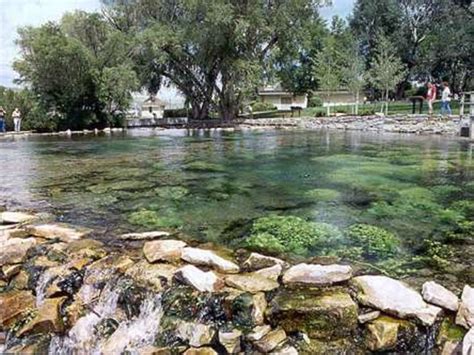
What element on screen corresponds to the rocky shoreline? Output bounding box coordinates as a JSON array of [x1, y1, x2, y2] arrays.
[[0, 211, 473, 354]]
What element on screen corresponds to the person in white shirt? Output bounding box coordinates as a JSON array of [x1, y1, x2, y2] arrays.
[[441, 82, 452, 116]]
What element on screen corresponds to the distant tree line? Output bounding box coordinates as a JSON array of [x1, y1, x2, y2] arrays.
[[4, 0, 473, 131]]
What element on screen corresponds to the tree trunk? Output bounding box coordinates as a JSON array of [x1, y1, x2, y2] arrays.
[[355, 91, 360, 116], [385, 90, 390, 116]]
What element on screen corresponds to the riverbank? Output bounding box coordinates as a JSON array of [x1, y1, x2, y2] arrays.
[[0, 211, 472, 354]]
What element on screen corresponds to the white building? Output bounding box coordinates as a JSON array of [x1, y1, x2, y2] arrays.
[[258, 85, 308, 111], [141, 96, 166, 119]]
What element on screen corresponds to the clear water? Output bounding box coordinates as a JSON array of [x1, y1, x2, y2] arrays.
[[1, 129, 472, 281]]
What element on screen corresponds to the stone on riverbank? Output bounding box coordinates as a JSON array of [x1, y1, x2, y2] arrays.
[[0, 237, 37, 266], [176, 321, 215, 347], [119, 231, 171, 241], [126, 260, 178, 291], [0, 290, 35, 328], [0, 211, 36, 224], [144, 240, 187, 263], [175, 265, 222, 292], [282, 263, 352, 286], [269, 289, 358, 340], [224, 273, 279, 293], [422, 281, 459, 312], [27, 224, 90, 242], [17, 297, 67, 336], [181, 247, 239, 273], [365, 316, 417, 352], [463, 327, 474, 355], [255, 264, 283, 281], [358, 311, 381, 324], [456, 285, 474, 329], [219, 329, 242, 353], [183, 348, 218, 355], [253, 328, 287, 353], [247, 325, 271, 341], [242, 253, 286, 271], [352, 275, 442, 326]]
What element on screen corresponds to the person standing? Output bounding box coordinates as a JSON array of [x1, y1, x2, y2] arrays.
[[441, 82, 452, 116], [0, 106, 6, 132], [12, 108, 21, 132], [426, 82, 437, 116]]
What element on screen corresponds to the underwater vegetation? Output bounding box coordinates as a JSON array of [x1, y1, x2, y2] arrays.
[[345, 224, 398, 259]]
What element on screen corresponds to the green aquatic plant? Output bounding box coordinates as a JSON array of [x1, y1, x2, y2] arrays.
[[154, 186, 189, 201], [421, 240, 455, 269], [305, 188, 341, 202], [245, 215, 341, 255], [184, 161, 226, 173], [128, 209, 182, 229], [346, 224, 398, 259]]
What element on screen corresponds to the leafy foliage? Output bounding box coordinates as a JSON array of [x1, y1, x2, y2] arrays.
[[346, 224, 398, 259]]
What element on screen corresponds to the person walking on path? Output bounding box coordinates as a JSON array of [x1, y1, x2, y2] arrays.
[[426, 82, 437, 116], [441, 82, 452, 116], [0, 107, 6, 133], [12, 108, 21, 132]]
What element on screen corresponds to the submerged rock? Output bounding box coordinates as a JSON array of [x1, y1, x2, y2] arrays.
[[253, 328, 287, 353], [119, 231, 171, 241], [269, 289, 358, 340], [144, 239, 187, 263], [242, 253, 286, 271], [422, 281, 459, 312], [181, 247, 240, 274], [27, 224, 90, 242], [456, 285, 474, 329], [352, 275, 442, 326], [0, 237, 37, 266], [0, 211, 36, 224], [17, 297, 67, 336], [224, 273, 279, 293], [282, 263, 352, 286], [175, 265, 222, 292], [0, 290, 35, 328]]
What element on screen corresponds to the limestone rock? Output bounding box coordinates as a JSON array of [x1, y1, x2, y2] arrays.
[[119, 231, 171, 241], [422, 281, 459, 312], [0, 238, 37, 266], [243, 253, 285, 271], [269, 289, 358, 340], [10, 270, 29, 290], [366, 317, 401, 351], [255, 264, 283, 281], [27, 224, 90, 242], [136, 346, 173, 355], [225, 273, 279, 293], [181, 247, 239, 274], [176, 321, 215, 347], [247, 325, 271, 341], [463, 327, 474, 355], [0, 211, 36, 224], [175, 265, 222, 292], [270, 345, 299, 355], [228, 292, 267, 328], [440, 341, 462, 355], [282, 263, 352, 286], [126, 260, 178, 291], [219, 329, 242, 354], [252, 292, 268, 326], [0, 290, 35, 328], [144, 239, 187, 263], [17, 297, 67, 336], [358, 310, 381, 324], [352, 275, 442, 326], [2, 264, 21, 280], [456, 285, 474, 329], [182, 348, 218, 355], [253, 328, 287, 353]]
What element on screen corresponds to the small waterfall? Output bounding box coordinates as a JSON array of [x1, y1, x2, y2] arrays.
[[35, 268, 57, 307], [49, 278, 163, 355]]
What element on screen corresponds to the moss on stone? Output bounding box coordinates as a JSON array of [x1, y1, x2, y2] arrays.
[[305, 188, 341, 202]]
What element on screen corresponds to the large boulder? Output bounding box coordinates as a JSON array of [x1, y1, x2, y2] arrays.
[[0, 290, 35, 328], [352, 275, 442, 326], [143, 240, 187, 263], [224, 273, 279, 293], [242, 253, 285, 271], [282, 263, 352, 286], [181, 247, 239, 274], [0, 237, 37, 266], [17, 297, 67, 336], [422, 281, 459, 312], [463, 327, 474, 355], [253, 328, 287, 353], [175, 265, 223, 292], [0, 212, 36, 224], [269, 288, 358, 340], [456, 285, 474, 329], [119, 231, 171, 241], [27, 224, 91, 242]]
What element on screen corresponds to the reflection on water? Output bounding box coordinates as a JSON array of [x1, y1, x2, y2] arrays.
[[0, 129, 472, 280]]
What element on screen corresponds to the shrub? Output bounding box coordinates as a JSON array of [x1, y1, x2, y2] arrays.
[[164, 108, 188, 118], [251, 101, 277, 112], [308, 96, 323, 107], [245, 215, 341, 254], [346, 224, 398, 259]]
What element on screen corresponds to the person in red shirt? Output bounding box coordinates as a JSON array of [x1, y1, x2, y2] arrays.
[[426, 82, 437, 116]]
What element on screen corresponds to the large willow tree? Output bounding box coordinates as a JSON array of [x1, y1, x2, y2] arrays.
[[103, 0, 324, 120]]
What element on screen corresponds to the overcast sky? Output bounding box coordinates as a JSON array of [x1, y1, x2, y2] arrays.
[[0, 0, 355, 87]]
